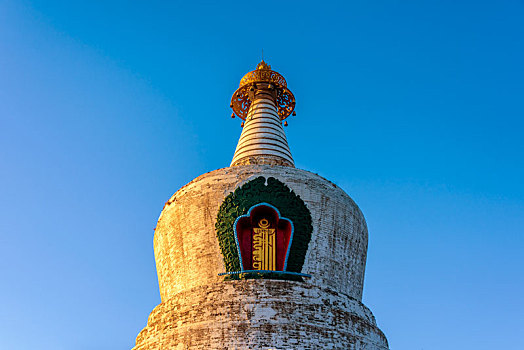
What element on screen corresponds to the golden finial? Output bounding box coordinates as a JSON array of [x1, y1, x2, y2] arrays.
[[231, 60, 296, 121], [256, 60, 271, 70]]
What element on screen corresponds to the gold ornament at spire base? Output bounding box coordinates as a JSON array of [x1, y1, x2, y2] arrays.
[[231, 60, 296, 121]]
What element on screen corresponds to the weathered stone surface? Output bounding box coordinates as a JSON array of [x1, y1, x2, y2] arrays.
[[134, 165, 389, 349], [154, 165, 368, 301], [134, 280, 388, 350]]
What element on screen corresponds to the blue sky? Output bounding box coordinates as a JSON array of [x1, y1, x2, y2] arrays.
[[0, 1, 523, 349]]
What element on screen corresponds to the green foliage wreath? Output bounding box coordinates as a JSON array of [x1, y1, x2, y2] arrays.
[[215, 176, 312, 280]]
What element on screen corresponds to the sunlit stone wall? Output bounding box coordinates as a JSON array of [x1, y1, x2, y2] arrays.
[[134, 164, 389, 349], [134, 280, 388, 349], [153, 165, 368, 301]]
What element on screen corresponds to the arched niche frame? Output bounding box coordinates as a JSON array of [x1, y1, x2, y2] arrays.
[[234, 203, 293, 272], [215, 176, 312, 281]]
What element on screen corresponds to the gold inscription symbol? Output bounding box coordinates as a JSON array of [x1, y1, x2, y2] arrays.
[[252, 218, 276, 270], [258, 218, 270, 228]]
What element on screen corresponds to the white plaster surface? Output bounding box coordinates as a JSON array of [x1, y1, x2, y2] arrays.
[[154, 165, 368, 301], [134, 164, 389, 349], [134, 280, 388, 350]]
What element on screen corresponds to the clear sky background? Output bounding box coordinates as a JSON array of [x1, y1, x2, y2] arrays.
[[1, 1, 523, 349]]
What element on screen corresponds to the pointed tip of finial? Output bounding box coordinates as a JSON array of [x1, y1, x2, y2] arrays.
[[256, 60, 271, 70]]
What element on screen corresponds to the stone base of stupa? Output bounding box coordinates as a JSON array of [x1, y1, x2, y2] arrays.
[[133, 280, 388, 350]]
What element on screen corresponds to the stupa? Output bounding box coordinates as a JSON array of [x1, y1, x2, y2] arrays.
[[133, 61, 389, 349]]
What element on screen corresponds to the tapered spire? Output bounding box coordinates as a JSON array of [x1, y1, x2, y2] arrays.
[[230, 61, 296, 167]]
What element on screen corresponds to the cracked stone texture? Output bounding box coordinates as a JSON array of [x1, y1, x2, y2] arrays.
[[133, 165, 388, 349]]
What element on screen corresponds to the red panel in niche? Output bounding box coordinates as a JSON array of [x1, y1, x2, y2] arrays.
[[235, 203, 293, 272]]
